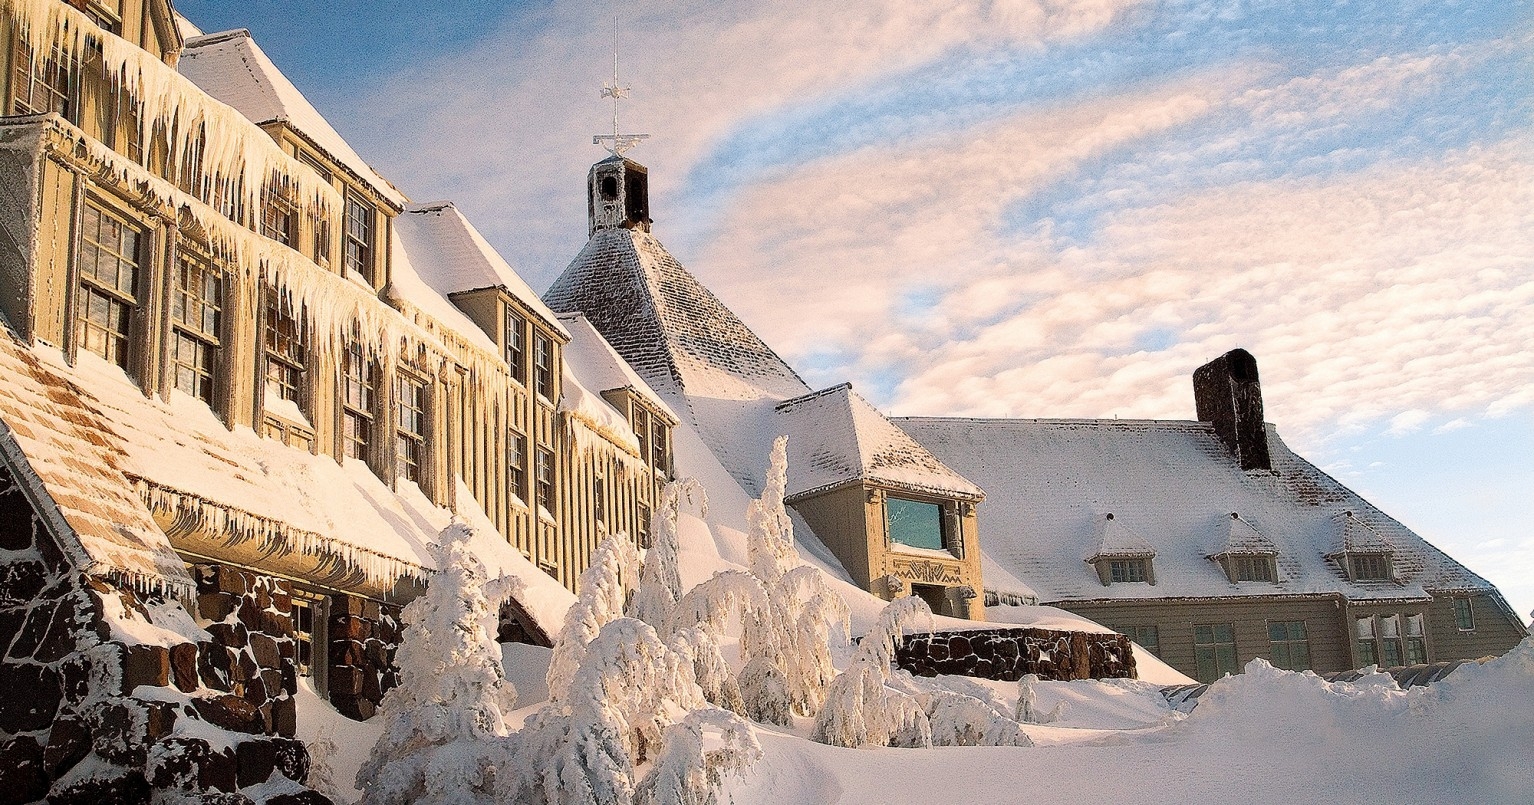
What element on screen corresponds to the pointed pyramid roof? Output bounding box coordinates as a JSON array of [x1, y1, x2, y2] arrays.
[[1214, 512, 1278, 556], [545, 225, 810, 493], [545, 227, 808, 403], [1330, 510, 1395, 556], [1085, 513, 1156, 561], [773, 384, 983, 501]]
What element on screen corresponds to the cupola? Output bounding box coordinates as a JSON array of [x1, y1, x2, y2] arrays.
[[588, 156, 650, 235]]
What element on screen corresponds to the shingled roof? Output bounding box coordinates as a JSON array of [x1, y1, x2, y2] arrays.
[[774, 384, 983, 502], [544, 226, 809, 493], [895, 417, 1503, 605]]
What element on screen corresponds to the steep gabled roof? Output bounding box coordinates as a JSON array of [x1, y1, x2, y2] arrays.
[[558, 313, 677, 424], [896, 417, 1501, 604], [1085, 513, 1155, 561], [178, 29, 407, 207], [395, 201, 569, 339], [774, 384, 983, 502], [1330, 510, 1396, 556], [1216, 512, 1280, 556], [544, 226, 809, 493]]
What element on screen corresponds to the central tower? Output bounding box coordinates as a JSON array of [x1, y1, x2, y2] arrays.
[[588, 156, 650, 235]]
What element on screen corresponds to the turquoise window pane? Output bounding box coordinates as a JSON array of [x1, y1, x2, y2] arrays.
[[887, 497, 944, 550]]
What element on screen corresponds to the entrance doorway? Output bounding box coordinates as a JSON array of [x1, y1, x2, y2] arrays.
[[911, 583, 949, 617]]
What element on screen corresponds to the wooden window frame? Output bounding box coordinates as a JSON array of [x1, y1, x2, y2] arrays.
[[533, 332, 554, 400], [1110, 558, 1148, 583], [534, 446, 555, 513], [394, 370, 428, 485], [1266, 620, 1311, 670], [1452, 597, 1475, 632], [341, 343, 378, 466], [75, 199, 143, 375], [343, 192, 375, 282], [1193, 622, 1238, 682], [169, 249, 223, 406], [504, 308, 527, 384]]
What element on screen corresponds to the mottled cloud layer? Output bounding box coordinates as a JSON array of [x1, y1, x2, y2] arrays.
[[323, 0, 1534, 617]]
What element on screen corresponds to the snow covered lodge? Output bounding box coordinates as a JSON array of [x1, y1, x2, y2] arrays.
[[0, 0, 1525, 799]]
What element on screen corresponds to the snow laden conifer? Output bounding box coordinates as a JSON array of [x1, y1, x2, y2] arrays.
[[811, 596, 934, 749], [667, 569, 771, 713], [634, 709, 762, 805], [920, 691, 1033, 747], [547, 531, 643, 702], [738, 436, 850, 724], [505, 618, 756, 805], [628, 479, 706, 629], [357, 522, 519, 805]]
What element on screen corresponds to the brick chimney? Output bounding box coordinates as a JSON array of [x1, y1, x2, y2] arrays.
[[1193, 348, 1272, 472]]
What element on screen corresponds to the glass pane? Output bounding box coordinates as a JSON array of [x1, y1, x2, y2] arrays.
[[886, 497, 944, 550]]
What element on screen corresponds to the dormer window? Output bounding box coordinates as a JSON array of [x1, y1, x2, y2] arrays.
[[1110, 559, 1148, 583], [886, 496, 950, 553], [1350, 553, 1391, 581], [1211, 513, 1279, 584], [1232, 555, 1275, 582]]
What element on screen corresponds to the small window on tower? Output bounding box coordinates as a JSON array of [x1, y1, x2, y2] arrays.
[[600, 175, 619, 200]]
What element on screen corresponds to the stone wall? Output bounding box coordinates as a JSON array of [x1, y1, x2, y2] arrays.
[[0, 464, 329, 803], [327, 594, 402, 721], [897, 627, 1137, 681], [192, 565, 302, 737]]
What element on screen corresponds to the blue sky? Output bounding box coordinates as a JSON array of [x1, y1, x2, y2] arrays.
[[175, 0, 1533, 623]]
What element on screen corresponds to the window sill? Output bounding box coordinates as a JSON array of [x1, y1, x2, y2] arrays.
[[889, 543, 959, 560]]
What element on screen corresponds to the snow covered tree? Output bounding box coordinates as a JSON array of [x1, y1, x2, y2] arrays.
[[357, 521, 520, 805], [921, 691, 1033, 747], [505, 618, 755, 805], [547, 532, 643, 702], [634, 709, 761, 805], [811, 596, 934, 749], [305, 727, 349, 802], [739, 436, 850, 724], [667, 569, 771, 713], [1016, 673, 1067, 725], [628, 479, 706, 629]]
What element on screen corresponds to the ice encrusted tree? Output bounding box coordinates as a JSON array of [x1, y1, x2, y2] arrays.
[[547, 531, 643, 702], [667, 569, 771, 713], [738, 436, 850, 724], [357, 522, 520, 805], [628, 479, 706, 629], [634, 709, 762, 805], [811, 596, 934, 749], [1016, 673, 1067, 725], [920, 691, 1033, 747], [504, 618, 757, 805]]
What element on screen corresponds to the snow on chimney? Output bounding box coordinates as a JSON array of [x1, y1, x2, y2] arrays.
[[1193, 348, 1272, 472]]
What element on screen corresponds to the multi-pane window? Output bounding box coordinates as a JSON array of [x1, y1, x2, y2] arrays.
[[508, 430, 528, 502], [632, 407, 652, 464], [76, 201, 142, 371], [886, 497, 945, 551], [1453, 597, 1475, 631], [1121, 625, 1161, 658], [1351, 553, 1389, 581], [650, 420, 668, 475], [1378, 614, 1403, 667], [1193, 623, 1238, 682], [291, 597, 316, 677], [1355, 615, 1378, 667], [504, 309, 526, 382], [1233, 555, 1274, 582], [263, 290, 306, 415], [261, 182, 296, 246], [12, 41, 73, 119], [533, 333, 553, 399], [395, 373, 427, 483], [1405, 614, 1428, 664], [534, 447, 555, 511], [344, 194, 374, 281], [1110, 559, 1148, 583], [1267, 621, 1310, 670], [170, 252, 222, 404], [637, 501, 652, 548], [341, 344, 377, 463]]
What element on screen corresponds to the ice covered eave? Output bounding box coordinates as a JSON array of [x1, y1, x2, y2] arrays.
[[785, 476, 985, 506], [599, 386, 679, 427], [1083, 550, 1157, 563], [449, 286, 573, 343], [257, 116, 407, 212]]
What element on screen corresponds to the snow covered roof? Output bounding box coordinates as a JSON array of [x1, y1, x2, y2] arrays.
[[0, 335, 569, 633], [558, 313, 677, 424], [544, 225, 810, 494], [396, 202, 569, 339], [385, 225, 499, 354], [1216, 512, 1280, 557], [0, 337, 190, 594], [177, 29, 407, 207], [773, 384, 983, 502], [895, 417, 1500, 604], [1085, 513, 1156, 561]]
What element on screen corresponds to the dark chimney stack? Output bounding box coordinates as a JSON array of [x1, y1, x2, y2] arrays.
[[1193, 348, 1272, 472]]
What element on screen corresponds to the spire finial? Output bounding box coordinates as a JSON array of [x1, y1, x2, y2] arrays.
[[593, 4, 649, 157]]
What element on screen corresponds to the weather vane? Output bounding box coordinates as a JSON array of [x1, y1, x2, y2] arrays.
[[593, 5, 649, 157]]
